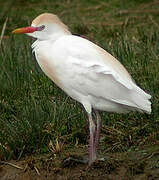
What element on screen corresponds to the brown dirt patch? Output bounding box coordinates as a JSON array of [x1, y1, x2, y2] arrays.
[[1, 145, 159, 180]]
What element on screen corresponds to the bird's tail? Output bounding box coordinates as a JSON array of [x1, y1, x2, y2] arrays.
[[131, 85, 151, 114]]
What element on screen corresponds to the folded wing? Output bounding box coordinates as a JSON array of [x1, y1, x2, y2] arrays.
[[53, 36, 152, 113]]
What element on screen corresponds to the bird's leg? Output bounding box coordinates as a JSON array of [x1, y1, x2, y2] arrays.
[[88, 112, 97, 165], [94, 110, 102, 150]]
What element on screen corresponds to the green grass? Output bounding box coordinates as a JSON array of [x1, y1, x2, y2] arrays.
[[0, 0, 159, 160]]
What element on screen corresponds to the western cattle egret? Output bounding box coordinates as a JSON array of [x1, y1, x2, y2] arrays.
[[12, 13, 151, 165]]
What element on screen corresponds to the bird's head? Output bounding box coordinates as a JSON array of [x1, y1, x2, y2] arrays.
[[12, 13, 71, 40]]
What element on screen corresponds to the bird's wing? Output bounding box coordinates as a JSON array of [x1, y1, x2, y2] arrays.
[[66, 56, 151, 112], [62, 35, 134, 89], [66, 56, 136, 106], [52, 35, 151, 112]]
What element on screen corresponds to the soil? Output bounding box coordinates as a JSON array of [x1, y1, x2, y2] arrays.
[[1, 145, 159, 180]]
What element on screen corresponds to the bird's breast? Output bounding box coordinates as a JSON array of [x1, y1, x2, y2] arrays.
[[34, 46, 63, 89]]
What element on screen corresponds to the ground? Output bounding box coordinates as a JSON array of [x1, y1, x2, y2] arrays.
[[1, 144, 159, 180]]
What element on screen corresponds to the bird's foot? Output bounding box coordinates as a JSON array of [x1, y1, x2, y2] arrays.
[[88, 157, 109, 167], [62, 156, 88, 167]]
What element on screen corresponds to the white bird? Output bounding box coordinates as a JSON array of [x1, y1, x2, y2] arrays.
[[12, 13, 151, 165]]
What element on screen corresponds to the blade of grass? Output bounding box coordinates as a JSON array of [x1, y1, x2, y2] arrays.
[[0, 17, 8, 46]]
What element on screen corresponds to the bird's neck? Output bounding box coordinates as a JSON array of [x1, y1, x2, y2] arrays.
[[31, 24, 71, 52], [31, 33, 70, 53], [50, 31, 71, 41]]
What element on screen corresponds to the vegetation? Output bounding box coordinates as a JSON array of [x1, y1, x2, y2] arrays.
[[0, 0, 159, 178]]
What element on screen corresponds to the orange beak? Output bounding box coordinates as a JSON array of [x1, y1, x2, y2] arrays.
[[12, 26, 37, 34]]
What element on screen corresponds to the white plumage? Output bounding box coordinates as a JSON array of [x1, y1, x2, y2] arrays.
[[12, 13, 151, 165]]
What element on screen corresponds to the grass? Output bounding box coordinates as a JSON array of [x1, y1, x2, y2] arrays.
[[0, 0, 159, 162]]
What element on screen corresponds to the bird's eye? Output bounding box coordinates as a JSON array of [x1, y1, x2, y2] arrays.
[[37, 25, 45, 31]]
